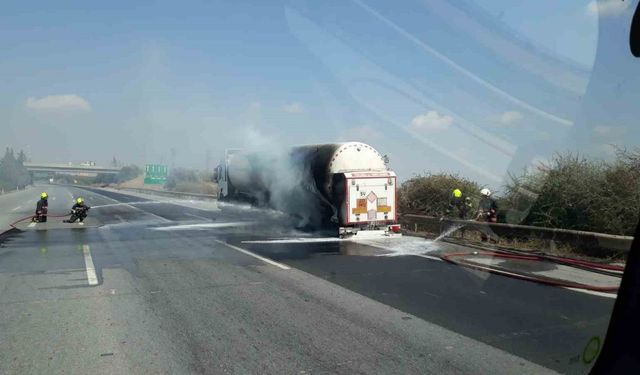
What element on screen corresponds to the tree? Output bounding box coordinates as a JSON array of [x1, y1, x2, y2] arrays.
[[165, 168, 198, 190], [117, 165, 141, 182], [0, 148, 31, 190]]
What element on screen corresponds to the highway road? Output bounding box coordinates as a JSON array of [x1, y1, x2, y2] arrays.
[[0, 185, 616, 374]]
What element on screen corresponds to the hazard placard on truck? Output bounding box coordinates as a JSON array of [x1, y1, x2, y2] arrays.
[[340, 171, 400, 237]]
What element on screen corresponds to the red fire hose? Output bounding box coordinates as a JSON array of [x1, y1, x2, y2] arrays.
[[5, 212, 72, 231], [440, 250, 620, 293]]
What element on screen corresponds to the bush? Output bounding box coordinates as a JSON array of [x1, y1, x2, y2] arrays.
[[398, 173, 481, 217], [118, 165, 142, 182], [164, 168, 215, 193], [165, 168, 199, 190], [173, 181, 217, 195], [503, 152, 640, 236]]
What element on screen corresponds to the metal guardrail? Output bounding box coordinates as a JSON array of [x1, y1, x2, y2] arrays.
[[400, 214, 634, 254], [115, 187, 217, 200]]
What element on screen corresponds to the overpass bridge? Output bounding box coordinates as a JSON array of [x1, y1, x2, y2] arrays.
[[24, 163, 121, 176]]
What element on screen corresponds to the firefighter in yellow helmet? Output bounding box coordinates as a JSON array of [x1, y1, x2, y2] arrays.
[[33, 192, 49, 222], [446, 188, 472, 219], [64, 197, 91, 223]]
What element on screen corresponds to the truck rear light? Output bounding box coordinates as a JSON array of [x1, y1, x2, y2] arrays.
[[389, 225, 401, 233]]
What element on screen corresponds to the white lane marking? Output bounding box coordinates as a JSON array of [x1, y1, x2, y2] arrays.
[[89, 193, 120, 204], [11, 205, 22, 211], [214, 240, 290, 270], [92, 201, 150, 209], [28, 222, 36, 228], [564, 287, 618, 299], [185, 213, 210, 221], [111, 201, 171, 223], [74, 190, 171, 223], [82, 244, 99, 286], [153, 222, 252, 231]]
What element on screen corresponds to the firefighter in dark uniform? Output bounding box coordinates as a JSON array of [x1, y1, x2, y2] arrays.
[[477, 188, 498, 241], [33, 192, 49, 222], [64, 197, 91, 223], [447, 188, 473, 220]]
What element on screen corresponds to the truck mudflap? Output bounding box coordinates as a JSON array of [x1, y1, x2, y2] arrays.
[[339, 224, 402, 239]]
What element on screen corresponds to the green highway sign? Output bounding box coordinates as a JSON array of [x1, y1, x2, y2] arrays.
[[144, 164, 168, 185]]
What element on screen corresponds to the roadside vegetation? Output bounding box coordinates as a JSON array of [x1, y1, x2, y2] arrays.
[[94, 165, 216, 195], [0, 148, 31, 193], [164, 168, 216, 195], [398, 173, 480, 217], [399, 149, 640, 237]]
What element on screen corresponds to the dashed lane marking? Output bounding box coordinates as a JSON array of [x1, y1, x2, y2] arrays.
[[82, 244, 99, 286], [71, 188, 171, 223], [214, 240, 290, 270]]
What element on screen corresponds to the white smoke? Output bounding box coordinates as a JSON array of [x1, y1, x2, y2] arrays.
[[238, 127, 328, 229]]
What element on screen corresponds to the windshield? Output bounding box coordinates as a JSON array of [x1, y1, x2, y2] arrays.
[[0, 1, 637, 374]]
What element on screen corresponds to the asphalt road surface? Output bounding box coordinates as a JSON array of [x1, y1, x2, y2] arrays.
[[0, 185, 617, 374]]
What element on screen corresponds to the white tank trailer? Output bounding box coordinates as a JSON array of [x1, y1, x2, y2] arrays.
[[214, 142, 401, 237]]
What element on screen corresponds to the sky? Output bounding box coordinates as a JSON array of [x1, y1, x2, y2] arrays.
[[1, 0, 639, 190]]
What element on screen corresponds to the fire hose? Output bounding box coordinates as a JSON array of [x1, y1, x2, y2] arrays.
[[8, 212, 72, 229], [440, 249, 621, 293], [0, 212, 73, 240], [444, 238, 625, 274]]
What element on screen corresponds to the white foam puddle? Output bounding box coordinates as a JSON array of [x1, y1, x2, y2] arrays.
[[152, 222, 253, 231], [242, 235, 443, 260], [365, 237, 441, 257]]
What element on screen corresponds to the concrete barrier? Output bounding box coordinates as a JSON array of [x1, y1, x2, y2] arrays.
[[400, 214, 634, 255]]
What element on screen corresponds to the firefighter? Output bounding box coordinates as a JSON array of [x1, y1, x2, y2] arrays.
[[33, 192, 49, 223], [476, 188, 498, 242], [64, 197, 90, 223], [446, 188, 472, 219], [477, 188, 497, 222]]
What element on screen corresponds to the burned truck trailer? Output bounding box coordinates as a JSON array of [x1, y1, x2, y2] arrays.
[[214, 142, 400, 236]]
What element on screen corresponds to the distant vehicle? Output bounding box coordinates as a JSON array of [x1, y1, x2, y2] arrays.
[[49, 178, 54, 184], [214, 142, 401, 237], [80, 161, 97, 167]]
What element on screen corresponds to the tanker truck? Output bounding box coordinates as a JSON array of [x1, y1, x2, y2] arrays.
[[213, 142, 401, 237]]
